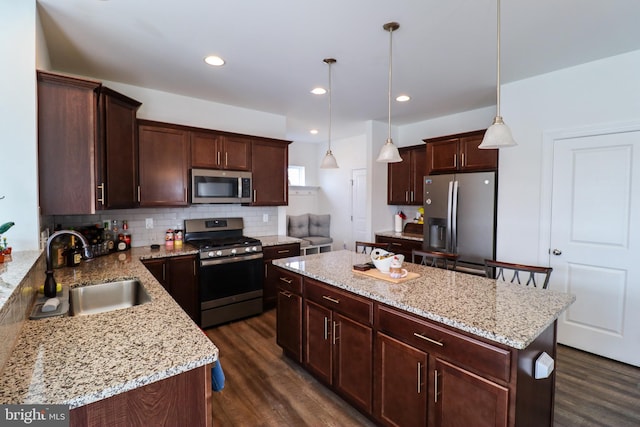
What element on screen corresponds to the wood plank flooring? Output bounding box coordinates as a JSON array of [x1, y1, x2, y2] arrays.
[[204, 309, 640, 426]]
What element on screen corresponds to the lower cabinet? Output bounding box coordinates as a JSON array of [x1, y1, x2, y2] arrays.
[[303, 278, 373, 414], [142, 255, 199, 323], [263, 243, 301, 309], [275, 266, 303, 363]]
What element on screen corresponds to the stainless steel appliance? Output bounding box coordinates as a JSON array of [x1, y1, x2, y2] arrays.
[[190, 168, 252, 204], [423, 172, 496, 274], [184, 217, 263, 328]]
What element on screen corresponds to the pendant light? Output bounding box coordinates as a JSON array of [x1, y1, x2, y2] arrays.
[[479, 0, 517, 149], [320, 58, 339, 169], [376, 22, 403, 163]]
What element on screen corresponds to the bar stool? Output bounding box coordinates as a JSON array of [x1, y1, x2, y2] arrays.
[[484, 259, 553, 289], [355, 241, 391, 254], [412, 249, 459, 270]]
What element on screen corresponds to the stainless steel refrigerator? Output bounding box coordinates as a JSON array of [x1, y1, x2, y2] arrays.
[[422, 172, 496, 274]]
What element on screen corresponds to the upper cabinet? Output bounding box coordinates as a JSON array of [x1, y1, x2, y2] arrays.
[[138, 120, 190, 207], [425, 130, 498, 175], [37, 71, 141, 215], [387, 145, 426, 205], [190, 131, 251, 171], [250, 138, 291, 206]]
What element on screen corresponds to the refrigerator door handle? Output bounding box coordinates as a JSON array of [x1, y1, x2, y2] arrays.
[[451, 180, 459, 253], [446, 180, 454, 251]]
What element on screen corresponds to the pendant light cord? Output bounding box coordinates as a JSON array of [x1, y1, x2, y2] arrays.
[[328, 60, 332, 151], [496, 0, 501, 118], [387, 25, 393, 141]]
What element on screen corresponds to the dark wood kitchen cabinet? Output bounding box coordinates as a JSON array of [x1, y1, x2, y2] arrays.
[[263, 243, 301, 309], [250, 138, 291, 206], [191, 130, 251, 171], [303, 278, 373, 414], [37, 70, 141, 214], [274, 266, 303, 363], [425, 130, 497, 175], [138, 120, 190, 206], [142, 255, 199, 323], [375, 235, 423, 260], [388, 144, 426, 205]]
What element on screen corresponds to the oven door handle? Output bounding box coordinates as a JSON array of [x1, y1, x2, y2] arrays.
[[200, 253, 263, 267]]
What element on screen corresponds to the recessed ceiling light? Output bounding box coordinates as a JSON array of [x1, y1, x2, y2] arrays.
[[311, 87, 326, 95], [310, 129, 319, 135], [204, 55, 225, 66], [396, 95, 411, 102]]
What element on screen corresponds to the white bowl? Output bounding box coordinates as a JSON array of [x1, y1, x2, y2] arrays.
[[371, 250, 405, 273]]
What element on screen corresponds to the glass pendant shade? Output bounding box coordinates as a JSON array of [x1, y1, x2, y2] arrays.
[[478, 116, 517, 149], [320, 150, 338, 168], [376, 22, 403, 163], [376, 138, 402, 162]]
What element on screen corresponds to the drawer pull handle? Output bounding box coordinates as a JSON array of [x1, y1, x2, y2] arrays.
[[322, 295, 340, 304], [413, 332, 444, 347], [280, 290, 293, 298], [277, 250, 290, 254], [391, 242, 402, 246], [279, 277, 293, 284]]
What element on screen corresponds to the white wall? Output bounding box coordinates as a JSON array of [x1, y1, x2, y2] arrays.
[[1, 1, 40, 251], [497, 49, 640, 265]]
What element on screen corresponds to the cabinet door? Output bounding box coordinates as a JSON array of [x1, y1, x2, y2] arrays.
[[251, 140, 289, 206], [304, 300, 332, 384], [166, 255, 199, 323], [142, 259, 168, 291], [276, 289, 302, 363], [460, 134, 498, 172], [333, 312, 373, 414], [375, 333, 428, 427], [410, 146, 427, 205], [427, 139, 459, 174], [387, 148, 412, 204], [190, 131, 220, 168], [100, 88, 141, 209], [139, 123, 189, 206], [222, 135, 252, 171], [433, 358, 508, 427], [263, 244, 301, 309], [37, 71, 101, 215]]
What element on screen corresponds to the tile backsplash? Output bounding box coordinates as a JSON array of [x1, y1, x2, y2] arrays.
[[44, 205, 280, 248]]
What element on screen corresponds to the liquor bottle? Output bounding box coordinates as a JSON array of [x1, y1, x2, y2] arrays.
[[66, 235, 82, 267]]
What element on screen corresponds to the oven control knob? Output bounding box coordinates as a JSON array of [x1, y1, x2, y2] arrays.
[[231, 249, 237, 255], [216, 250, 222, 256], [252, 246, 259, 252], [207, 251, 215, 258], [245, 247, 251, 253]]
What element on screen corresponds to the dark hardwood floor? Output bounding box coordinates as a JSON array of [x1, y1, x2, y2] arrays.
[[204, 309, 640, 426]]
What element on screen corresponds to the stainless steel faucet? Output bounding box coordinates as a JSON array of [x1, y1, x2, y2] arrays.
[[43, 230, 92, 297]]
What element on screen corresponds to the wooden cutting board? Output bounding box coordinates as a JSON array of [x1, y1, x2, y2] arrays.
[[352, 268, 420, 284]]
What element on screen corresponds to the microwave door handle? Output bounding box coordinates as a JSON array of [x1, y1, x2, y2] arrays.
[[237, 177, 242, 198]]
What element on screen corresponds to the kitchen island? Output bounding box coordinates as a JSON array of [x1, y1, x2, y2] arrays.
[[272, 250, 575, 427], [0, 246, 217, 426]]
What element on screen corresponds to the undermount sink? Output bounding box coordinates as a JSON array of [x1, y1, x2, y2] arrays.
[[69, 279, 151, 316]]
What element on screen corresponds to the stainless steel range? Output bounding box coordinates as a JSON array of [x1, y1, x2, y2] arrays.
[[184, 217, 263, 328]]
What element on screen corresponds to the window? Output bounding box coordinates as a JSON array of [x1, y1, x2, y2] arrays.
[[288, 166, 305, 186]]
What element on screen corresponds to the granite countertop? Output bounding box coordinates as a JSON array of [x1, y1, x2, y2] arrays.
[[273, 250, 575, 350], [0, 251, 43, 308], [256, 235, 304, 247], [376, 230, 423, 241], [0, 245, 217, 409]]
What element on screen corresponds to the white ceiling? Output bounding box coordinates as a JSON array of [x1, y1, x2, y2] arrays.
[[37, 0, 640, 143]]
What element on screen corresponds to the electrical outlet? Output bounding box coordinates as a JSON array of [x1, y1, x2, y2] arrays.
[[263, 214, 269, 223], [145, 218, 154, 229]]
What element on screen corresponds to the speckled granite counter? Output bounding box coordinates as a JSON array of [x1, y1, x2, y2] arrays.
[[0, 251, 43, 307], [256, 235, 304, 247], [273, 250, 575, 349], [0, 245, 217, 409], [375, 230, 423, 242]]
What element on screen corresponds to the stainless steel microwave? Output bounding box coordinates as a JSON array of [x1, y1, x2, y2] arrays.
[[191, 168, 252, 204]]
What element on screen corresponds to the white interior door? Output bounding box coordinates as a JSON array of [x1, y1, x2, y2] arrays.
[[550, 129, 640, 366], [351, 169, 368, 248]]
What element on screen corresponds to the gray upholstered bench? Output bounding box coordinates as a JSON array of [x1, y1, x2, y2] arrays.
[[287, 213, 333, 255]]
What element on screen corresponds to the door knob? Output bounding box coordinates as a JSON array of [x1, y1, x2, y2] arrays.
[[552, 249, 562, 255]]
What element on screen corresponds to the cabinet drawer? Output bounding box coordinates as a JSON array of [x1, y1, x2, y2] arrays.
[[263, 243, 301, 261], [376, 305, 511, 382], [305, 278, 373, 326], [273, 267, 303, 295]]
